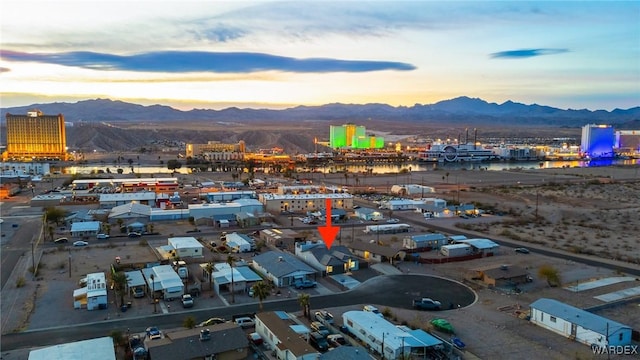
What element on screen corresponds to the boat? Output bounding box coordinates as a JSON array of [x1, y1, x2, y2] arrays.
[[451, 336, 466, 349], [430, 318, 455, 333], [418, 143, 500, 163]]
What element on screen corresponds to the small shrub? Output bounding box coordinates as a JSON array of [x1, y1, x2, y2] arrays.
[[16, 277, 26, 288], [382, 307, 393, 318], [138, 239, 148, 246], [183, 316, 196, 329]]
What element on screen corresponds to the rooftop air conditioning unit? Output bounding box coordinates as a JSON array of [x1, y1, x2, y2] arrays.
[[200, 329, 211, 341]]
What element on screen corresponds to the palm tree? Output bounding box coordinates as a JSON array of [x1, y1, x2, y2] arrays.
[[109, 330, 124, 354], [204, 262, 214, 296], [252, 281, 271, 311], [227, 255, 236, 303], [111, 271, 128, 307], [298, 293, 311, 319]]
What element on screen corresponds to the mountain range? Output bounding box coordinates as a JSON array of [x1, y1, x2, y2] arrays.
[[2, 97, 639, 127]]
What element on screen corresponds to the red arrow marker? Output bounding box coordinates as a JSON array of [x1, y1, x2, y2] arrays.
[[318, 198, 340, 249]]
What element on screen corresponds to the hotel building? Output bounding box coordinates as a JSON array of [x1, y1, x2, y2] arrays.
[[4, 110, 68, 161], [186, 140, 245, 158], [580, 124, 615, 159], [329, 124, 384, 149]]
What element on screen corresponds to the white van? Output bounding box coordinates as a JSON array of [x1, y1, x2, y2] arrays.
[[235, 317, 255, 328]]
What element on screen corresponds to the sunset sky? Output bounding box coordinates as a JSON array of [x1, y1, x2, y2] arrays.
[[1, 0, 638, 111]]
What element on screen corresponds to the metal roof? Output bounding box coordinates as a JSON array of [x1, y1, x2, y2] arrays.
[[530, 298, 631, 336], [70, 221, 101, 232], [28, 337, 115, 360], [456, 238, 499, 249], [252, 251, 315, 277], [168, 237, 202, 249], [125, 270, 146, 288]]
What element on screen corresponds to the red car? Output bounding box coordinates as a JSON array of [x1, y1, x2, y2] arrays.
[[248, 332, 263, 346]]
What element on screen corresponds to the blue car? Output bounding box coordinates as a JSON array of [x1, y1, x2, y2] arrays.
[[146, 326, 161, 340], [294, 279, 317, 289]]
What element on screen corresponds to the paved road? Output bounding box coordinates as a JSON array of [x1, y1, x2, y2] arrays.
[[0, 274, 475, 351]]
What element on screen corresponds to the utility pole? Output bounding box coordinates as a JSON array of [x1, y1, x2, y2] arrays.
[[151, 274, 157, 313], [31, 241, 35, 279], [535, 188, 539, 220], [351, 221, 355, 242], [68, 250, 72, 278]]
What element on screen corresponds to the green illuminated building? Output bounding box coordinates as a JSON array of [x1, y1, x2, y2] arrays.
[[329, 124, 384, 149]]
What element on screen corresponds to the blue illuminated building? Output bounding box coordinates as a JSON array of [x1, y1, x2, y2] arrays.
[[580, 124, 615, 159]]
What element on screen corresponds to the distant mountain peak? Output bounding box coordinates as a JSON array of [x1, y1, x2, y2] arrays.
[[1, 97, 638, 126]]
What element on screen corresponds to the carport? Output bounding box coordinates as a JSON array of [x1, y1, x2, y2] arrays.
[[125, 270, 146, 297]]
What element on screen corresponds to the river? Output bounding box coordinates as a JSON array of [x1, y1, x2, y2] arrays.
[[62, 158, 640, 175]]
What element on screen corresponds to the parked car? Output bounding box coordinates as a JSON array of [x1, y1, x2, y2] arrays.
[[310, 321, 330, 337], [386, 218, 400, 223], [327, 334, 347, 347], [128, 232, 142, 238], [133, 287, 145, 298], [413, 298, 442, 310], [515, 247, 530, 254], [314, 310, 334, 325], [54, 237, 68, 244], [363, 305, 383, 317], [248, 332, 263, 346], [234, 317, 255, 328], [309, 331, 329, 352], [72, 241, 89, 247], [145, 326, 162, 340], [181, 294, 194, 308], [196, 317, 227, 327], [96, 233, 110, 239], [294, 279, 317, 289]]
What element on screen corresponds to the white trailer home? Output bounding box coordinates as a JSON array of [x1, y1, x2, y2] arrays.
[[342, 311, 443, 359], [364, 224, 411, 234], [403, 233, 448, 250], [440, 244, 473, 257], [167, 237, 204, 258], [530, 298, 633, 347], [143, 265, 184, 301], [73, 272, 108, 311], [225, 232, 254, 253]]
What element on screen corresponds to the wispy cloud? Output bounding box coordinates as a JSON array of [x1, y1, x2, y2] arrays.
[[490, 48, 569, 59], [0, 50, 416, 73]]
